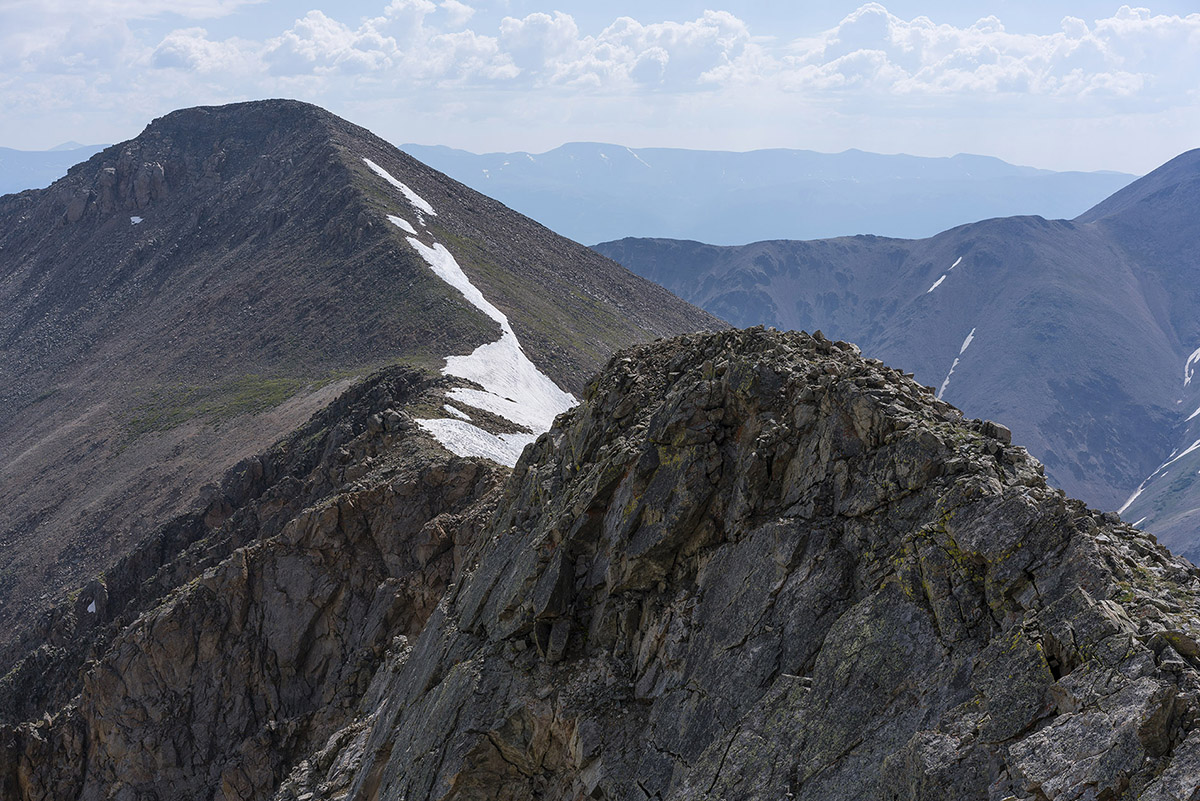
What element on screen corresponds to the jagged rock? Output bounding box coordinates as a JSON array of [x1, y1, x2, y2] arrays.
[[318, 328, 1200, 800], [0, 366, 506, 800], [6, 328, 1200, 800]]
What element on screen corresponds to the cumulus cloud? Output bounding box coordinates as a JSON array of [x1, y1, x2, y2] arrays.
[[780, 3, 1200, 107], [126, 3, 1200, 107], [3, 2, 1200, 171]]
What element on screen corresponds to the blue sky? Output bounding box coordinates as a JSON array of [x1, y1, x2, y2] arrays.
[[2, 1, 1198, 172]]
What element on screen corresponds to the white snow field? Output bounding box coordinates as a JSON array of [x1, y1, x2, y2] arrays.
[[365, 160, 576, 466], [406, 238, 577, 436]]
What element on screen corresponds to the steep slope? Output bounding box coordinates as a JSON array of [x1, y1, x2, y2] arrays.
[[0, 99, 721, 654], [403, 141, 1134, 245], [596, 149, 1200, 559], [6, 328, 1200, 800]]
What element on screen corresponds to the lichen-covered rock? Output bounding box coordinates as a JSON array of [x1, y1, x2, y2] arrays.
[[318, 328, 1200, 800], [7, 328, 1200, 800]]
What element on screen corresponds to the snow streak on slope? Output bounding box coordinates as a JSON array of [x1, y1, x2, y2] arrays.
[[1118, 436, 1200, 514], [1185, 346, 1200, 387], [387, 215, 416, 235], [406, 238, 578, 436], [626, 147, 652, 169], [444, 404, 471, 420], [937, 328, 976, 400], [363, 158, 436, 218], [926, 256, 963, 294], [959, 327, 975, 353], [366, 158, 577, 466]]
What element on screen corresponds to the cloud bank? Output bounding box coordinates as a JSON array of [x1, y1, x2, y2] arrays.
[[1, 2, 1197, 171]]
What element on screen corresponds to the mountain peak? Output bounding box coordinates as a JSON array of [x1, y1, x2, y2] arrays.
[[0, 99, 720, 652]]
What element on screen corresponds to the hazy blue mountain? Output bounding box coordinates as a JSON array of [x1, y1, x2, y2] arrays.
[[595, 149, 1200, 562], [0, 144, 107, 196], [402, 142, 1136, 245]]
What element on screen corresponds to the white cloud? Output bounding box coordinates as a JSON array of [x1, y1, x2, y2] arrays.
[[778, 3, 1200, 107], [440, 0, 476, 28], [152, 27, 257, 73], [2, 3, 1200, 173]]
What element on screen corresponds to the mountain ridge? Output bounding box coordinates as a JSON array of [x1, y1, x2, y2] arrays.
[[402, 140, 1136, 245], [595, 147, 1200, 560], [5, 326, 1200, 799], [0, 99, 720, 653]]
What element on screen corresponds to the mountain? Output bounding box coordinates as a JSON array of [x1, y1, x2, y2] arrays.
[[402, 142, 1136, 245], [0, 99, 720, 655], [594, 149, 1200, 562], [0, 144, 107, 195], [5, 327, 1200, 799]]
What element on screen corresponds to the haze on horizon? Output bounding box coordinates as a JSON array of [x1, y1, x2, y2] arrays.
[[1, 0, 1198, 174]]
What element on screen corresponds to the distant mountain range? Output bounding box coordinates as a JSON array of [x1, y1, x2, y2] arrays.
[[402, 142, 1136, 245], [595, 149, 1200, 562], [0, 143, 107, 195]]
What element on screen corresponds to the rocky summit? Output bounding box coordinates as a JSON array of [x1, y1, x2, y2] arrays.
[[595, 149, 1200, 562], [5, 327, 1200, 799]]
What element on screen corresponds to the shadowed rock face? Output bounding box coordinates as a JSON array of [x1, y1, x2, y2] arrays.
[[6, 328, 1200, 800]]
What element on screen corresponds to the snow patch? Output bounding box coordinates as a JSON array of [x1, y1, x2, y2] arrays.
[[1132, 516, 1147, 528], [950, 256, 962, 270], [1188, 405, 1200, 422], [87, 600, 96, 614], [416, 419, 536, 467], [626, 147, 652, 168], [444, 404, 471, 421], [1164, 438, 1200, 471], [1119, 435, 1200, 514], [927, 275, 947, 293], [1186, 346, 1200, 386], [405, 237, 577, 466], [937, 358, 959, 400], [936, 327, 976, 399], [130, 216, 143, 225], [1118, 481, 1148, 515], [387, 214, 417, 235], [363, 158, 436, 217]]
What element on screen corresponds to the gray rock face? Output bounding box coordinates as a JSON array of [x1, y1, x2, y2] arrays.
[[295, 329, 1200, 800], [7, 328, 1200, 800]]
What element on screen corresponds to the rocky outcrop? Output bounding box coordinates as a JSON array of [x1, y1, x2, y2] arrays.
[[300, 328, 1200, 800], [7, 328, 1200, 799], [0, 366, 507, 800]]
